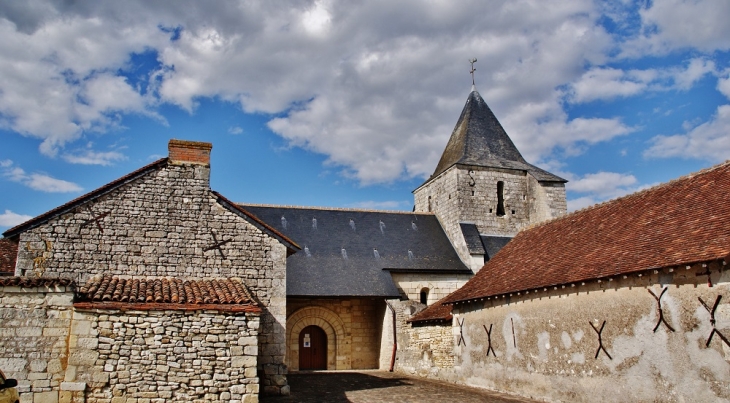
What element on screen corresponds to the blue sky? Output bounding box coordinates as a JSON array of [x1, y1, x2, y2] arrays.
[[1, 0, 729, 231]]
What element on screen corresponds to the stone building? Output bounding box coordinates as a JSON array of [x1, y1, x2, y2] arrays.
[[403, 160, 730, 402], [0, 86, 567, 401], [1, 140, 299, 402]]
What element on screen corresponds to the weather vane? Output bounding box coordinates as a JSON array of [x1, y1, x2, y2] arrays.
[[469, 58, 477, 86]]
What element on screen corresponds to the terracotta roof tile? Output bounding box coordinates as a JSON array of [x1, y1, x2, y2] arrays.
[[407, 295, 454, 324], [0, 239, 17, 274], [0, 276, 74, 287], [445, 160, 730, 305], [77, 275, 258, 306]]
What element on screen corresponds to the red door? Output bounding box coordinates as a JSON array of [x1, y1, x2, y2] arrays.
[[299, 325, 327, 370]]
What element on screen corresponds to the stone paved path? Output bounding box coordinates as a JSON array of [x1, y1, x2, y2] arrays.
[[261, 371, 541, 403]]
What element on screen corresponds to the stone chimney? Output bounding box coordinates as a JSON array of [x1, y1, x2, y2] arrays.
[[168, 139, 212, 166]]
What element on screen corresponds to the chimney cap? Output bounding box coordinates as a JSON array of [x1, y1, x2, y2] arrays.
[[168, 139, 212, 166]]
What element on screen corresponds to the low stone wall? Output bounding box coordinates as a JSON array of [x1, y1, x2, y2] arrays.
[[1, 284, 261, 403], [0, 283, 75, 403], [381, 300, 455, 375], [398, 264, 730, 403]]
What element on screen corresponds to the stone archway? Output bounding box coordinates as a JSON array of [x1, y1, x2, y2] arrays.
[[287, 306, 349, 370]]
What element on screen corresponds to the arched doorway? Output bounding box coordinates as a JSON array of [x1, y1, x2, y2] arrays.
[[299, 325, 327, 370]]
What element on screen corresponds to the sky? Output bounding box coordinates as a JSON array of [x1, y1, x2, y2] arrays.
[[1, 0, 729, 232]]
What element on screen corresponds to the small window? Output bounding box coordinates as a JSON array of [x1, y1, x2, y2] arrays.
[[496, 181, 505, 216], [420, 288, 429, 305], [428, 196, 432, 212]]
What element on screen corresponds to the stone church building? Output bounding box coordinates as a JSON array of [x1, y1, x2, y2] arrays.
[[0, 87, 569, 402]]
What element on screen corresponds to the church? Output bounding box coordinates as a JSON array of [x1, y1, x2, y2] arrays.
[[0, 84, 567, 402]]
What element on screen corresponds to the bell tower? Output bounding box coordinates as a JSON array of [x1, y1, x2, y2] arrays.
[[413, 84, 567, 271]]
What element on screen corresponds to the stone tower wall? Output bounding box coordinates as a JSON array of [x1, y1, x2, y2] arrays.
[[415, 165, 557, 264]]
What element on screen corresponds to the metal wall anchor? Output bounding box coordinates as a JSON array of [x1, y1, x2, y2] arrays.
[[483, 324, 496, 357], [699, 295, 730, 348], [457, 318, 466, 346], [204, 231, 232, 259], [590, 320, 612, 360], [80, 205, 109, 234], [648, 287, 675, 332]]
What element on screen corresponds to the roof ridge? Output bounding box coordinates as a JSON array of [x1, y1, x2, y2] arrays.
[[523, 160, 730, 232], [238, 203, 431, 215]]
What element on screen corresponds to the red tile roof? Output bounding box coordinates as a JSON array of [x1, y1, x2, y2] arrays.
[[445, 160, 730, 305], [407, 295, 454, 324], [78, 275, 258, 305], [0, 277, 74, 287], [0, 239, 17, 274]]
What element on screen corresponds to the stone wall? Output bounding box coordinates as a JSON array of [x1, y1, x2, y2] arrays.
[[390, 273, 472, 306], [379, 300, 455, 376], [0, 284, 261, 403], [400, 263, 730, 403], [0, 283, 76, 403], [286, 298, 385, 371], [12, 160, 289, 394]]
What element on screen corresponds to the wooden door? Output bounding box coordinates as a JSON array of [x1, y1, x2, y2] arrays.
[[299, 325, 327, 370]]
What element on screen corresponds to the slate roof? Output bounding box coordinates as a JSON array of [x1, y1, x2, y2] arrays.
[[240, 205, 471, 297], [0, 239, 17, 275], [422, 89, 565, 186], [78, 275, 257, 305], [445, 160, 730, 305], [459, 224, 511, 261]]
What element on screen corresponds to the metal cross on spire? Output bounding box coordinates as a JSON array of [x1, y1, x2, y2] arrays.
[[469, 58, 477, 86]]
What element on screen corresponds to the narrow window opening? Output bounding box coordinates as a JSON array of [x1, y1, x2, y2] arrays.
[[420, 288, 429, 305], [471, 190, 475, 196], [489, 208, 492, 213], [428, 196, 432, 212], [511, 209, 516, 215], [496, 181, 506, 216]]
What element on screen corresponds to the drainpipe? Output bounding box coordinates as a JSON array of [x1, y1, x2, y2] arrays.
[[385, 300, 397, 372]]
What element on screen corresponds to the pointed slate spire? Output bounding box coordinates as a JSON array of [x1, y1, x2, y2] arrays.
[[429, 89, 565, 183]]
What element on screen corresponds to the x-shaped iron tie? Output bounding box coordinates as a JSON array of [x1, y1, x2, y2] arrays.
[[483, 324, 496, 357], [457, 318, 466, 346], [648, 287, 675, 332], [204, 231, 232, 259], [698, 295, 730, 348], [80, 205, 109, 234], [590, 320, 612, 360]]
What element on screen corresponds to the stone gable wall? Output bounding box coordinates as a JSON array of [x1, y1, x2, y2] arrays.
[[13, 162, 289, 394]]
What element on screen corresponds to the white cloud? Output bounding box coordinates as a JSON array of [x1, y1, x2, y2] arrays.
[[228, 126, 243, 135], [644, 104, 730, 162], [718, 72, 730, 100], [565, 170, 653, 212], [0, 209, 32, 227], [621, 0, 730, 56], [62, 149, 127, 166], [1, 160, 82, 192], [568, 58, 715, 103]]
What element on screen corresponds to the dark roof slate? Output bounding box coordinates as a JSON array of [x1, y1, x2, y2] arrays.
[[241, 205, 471, 297], [481, 235, 512, 261], [460, 224, 484, 255], [426, 90, 565, 185], [445, 160, 730, 305], [0, 239, 17, 275]]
